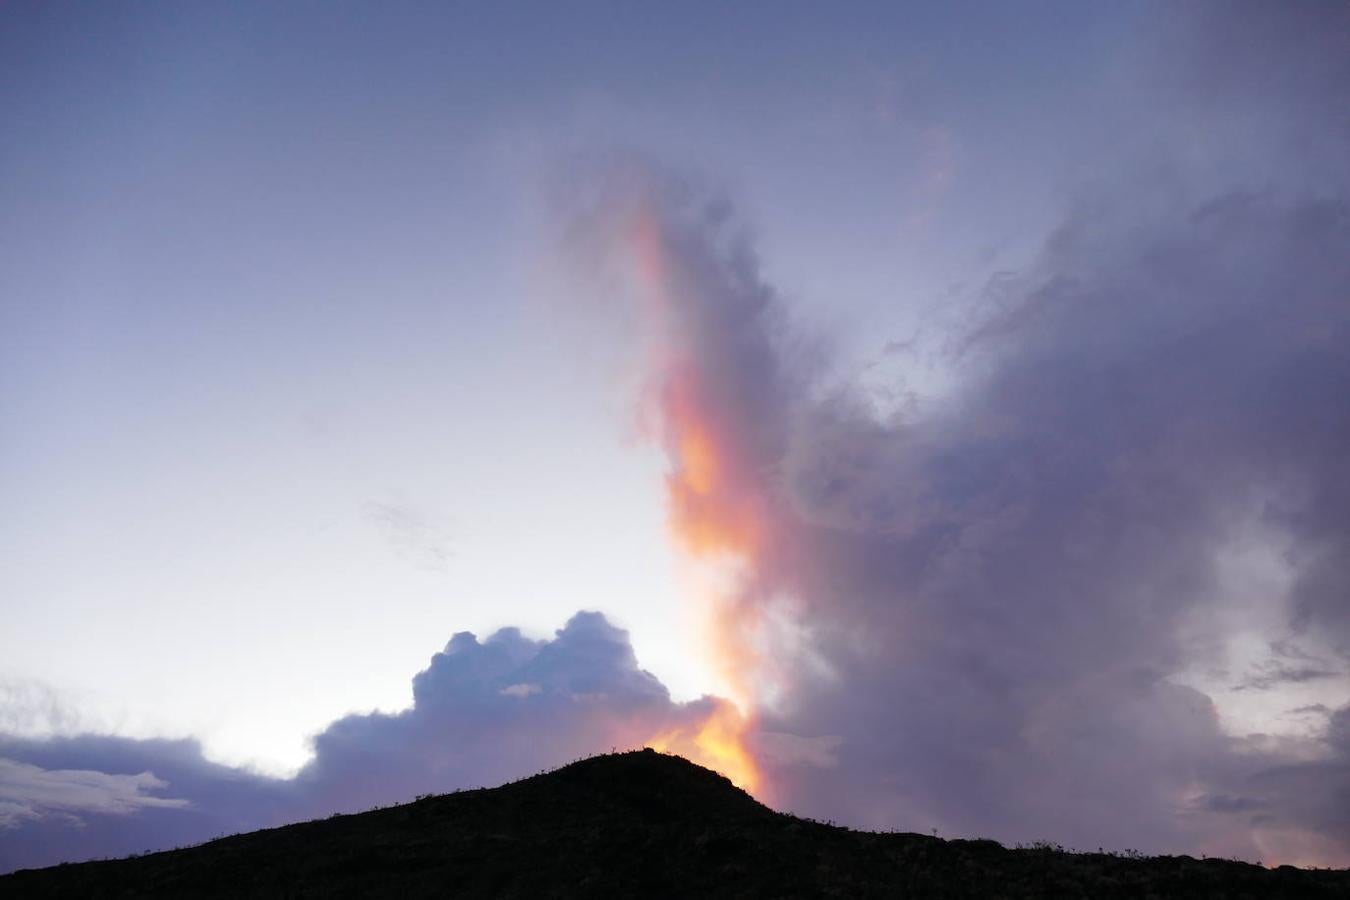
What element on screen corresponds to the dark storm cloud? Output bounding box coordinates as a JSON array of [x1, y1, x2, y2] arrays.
[[0, 613, 719, 873], [774, 191, 1350, 859], [1228, 704, 1350, 864], [558, 164, 1350, 860], [1165, 0, 1350, 130]]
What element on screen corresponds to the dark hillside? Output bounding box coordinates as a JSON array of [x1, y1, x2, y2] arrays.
[[2, 749, 1346, 898]]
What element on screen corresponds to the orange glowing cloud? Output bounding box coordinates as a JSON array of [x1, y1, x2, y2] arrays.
[[618, 200, 790, 796], [645, 700, 760, 795], [662, 380, 768, 561]]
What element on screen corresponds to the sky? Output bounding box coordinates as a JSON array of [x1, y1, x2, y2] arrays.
[[3, 0, 1350, 872]]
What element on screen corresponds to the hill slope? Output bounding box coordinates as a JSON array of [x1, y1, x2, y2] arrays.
[[2, 749, 1346, 898]]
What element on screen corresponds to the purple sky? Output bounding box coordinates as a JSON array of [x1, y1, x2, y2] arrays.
[[3, 0, 1349, 872]]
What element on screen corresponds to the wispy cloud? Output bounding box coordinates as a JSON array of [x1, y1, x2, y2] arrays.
[[0, 759, 187, 828]]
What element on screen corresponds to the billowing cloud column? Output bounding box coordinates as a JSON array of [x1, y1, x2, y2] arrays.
[[563, 162, 1350, 865]]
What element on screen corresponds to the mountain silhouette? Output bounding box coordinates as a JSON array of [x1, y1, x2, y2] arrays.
[[2, 749, 1345, 898]]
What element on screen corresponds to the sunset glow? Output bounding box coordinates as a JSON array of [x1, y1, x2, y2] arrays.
[[622, 204, 782, 793], [645, 701, 760, 794]]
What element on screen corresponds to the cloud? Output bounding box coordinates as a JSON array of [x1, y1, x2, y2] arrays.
[[0, 680, 86, 738], [0, 734, 291, 873], [1224, 706, 1350, 867], [0, 612, 733, 873], [0, 758, 187, 827], [1235, 662, 1342, 693], [361, 500, 452, 574], [553, 140, 1350, 863], [499, 683, 540, 698], [292, 611, 727, 817], [6, 1, 1348, 874], [6, 188, 1348, 870]]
